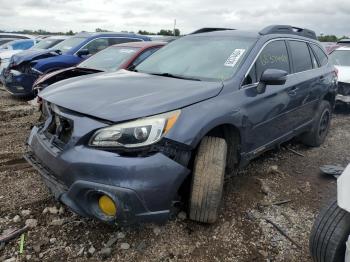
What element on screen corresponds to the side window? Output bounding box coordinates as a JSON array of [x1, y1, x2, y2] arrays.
[[108, 38, 142, 45], [243, 40, 289, 85], [311, 44, 328, 66], [288, 41, 313, 73], [308, 45, 319, 68], [131, 47, 160, 67], [83, 38, 109, 55]]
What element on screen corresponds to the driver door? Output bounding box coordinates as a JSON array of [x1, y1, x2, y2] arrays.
[[241, 40, 300, 153]]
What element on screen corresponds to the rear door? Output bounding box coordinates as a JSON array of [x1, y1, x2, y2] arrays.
[[286, 40, 320, 128]]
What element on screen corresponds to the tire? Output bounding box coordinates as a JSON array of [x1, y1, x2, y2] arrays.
[[310, 199, 350, 262], [189, 136, 227, 223], [301, 100, 332, 147]]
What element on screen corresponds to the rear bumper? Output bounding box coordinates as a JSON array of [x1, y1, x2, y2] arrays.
[[25, 126, 190, 225]]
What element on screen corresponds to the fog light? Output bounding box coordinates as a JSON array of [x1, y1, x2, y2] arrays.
[[98, 195, 117, 216]]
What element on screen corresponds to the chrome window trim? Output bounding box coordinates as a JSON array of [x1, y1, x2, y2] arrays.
[[241, 38, 329, 89], [74, 36, 145, 55]]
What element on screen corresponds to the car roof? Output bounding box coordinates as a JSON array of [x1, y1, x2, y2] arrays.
[[6, 39, 35, 45], [45, 35, 69, 40], [189, 25, 319, 42], [112, 41, 166, 48], [74, 32, 151, 40], [333, 46, 350, 51]]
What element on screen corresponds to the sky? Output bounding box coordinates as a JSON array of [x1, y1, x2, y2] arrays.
[[0, 0, 349, 36]]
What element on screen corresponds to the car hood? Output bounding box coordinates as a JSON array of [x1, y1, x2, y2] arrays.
[[335, 66, 350, 83], [41, 70, 223, 122], [10, 48, 60, 66], [0, 50, 20, 59]]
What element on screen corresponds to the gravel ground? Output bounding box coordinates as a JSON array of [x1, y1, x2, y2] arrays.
[[0, 87, 349, 262]]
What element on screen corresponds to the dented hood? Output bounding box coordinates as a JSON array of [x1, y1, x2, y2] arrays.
[[40, 70, 223, 122], [10, 49, 61, 66], [335, 66, 350, 83]]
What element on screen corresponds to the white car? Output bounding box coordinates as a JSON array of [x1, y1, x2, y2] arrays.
[[0, 39, 38, 77], [329, 47, 350, 104], [310, 164, 350, 262]]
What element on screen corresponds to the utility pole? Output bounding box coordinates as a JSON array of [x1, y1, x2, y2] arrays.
[[174, 19, 176, 36]]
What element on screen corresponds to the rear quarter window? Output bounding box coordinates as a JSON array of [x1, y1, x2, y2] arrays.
[[288, 41, 313, 73], [311, 44, 328, 66]]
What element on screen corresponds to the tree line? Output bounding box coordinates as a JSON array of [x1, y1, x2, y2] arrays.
[[0, 28, 181, 36], [318, 35, 349, 42]]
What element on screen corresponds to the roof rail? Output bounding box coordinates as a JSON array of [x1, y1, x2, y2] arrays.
[[190, 28, 235, 35], [259, 25, 317, 40]]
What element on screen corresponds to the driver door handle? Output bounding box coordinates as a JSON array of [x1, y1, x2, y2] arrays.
[[288, 87, 299, 96]]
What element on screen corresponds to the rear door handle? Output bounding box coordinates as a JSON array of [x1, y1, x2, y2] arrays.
[[288, 87, 299, 96]]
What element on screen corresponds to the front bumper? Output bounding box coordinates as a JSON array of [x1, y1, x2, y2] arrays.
[[338, 164, 350, 213], [2, 69, 37, 96], [25, 125, 190, 225], [336, 94, 350, 103], [336, 82, 350, 103]]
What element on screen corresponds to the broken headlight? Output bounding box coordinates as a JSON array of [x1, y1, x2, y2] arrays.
[[89, 110, 180, 148]]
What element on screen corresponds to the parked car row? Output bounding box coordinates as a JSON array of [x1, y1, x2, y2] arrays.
[[0, 36, 68, 79], [0, 25, 347, 261], [0, 32, 152, 98]]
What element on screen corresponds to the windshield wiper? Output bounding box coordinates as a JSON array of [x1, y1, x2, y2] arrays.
[[149, 72, 201, 81]]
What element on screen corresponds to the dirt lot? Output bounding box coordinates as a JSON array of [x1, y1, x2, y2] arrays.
[[0, 87, 349, 262]]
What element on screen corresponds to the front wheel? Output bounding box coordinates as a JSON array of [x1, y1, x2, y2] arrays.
[[189, 136, 227, 223], [310, 199, 350, 262]]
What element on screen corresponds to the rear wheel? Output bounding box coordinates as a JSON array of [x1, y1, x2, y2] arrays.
[[310, 199, 350, 262], [189, 136, 227, 223], [301, 100, 331, 147]]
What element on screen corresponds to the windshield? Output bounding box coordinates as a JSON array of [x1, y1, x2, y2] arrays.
[[52, 37, 86, 53], [78, 46, 139, 72], [136, 36, 256, 81], [33, 39, 62, 49], [330, 50, 350, 66]]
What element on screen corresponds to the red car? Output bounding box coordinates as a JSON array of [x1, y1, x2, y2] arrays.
[[33, 41, 166, 92]]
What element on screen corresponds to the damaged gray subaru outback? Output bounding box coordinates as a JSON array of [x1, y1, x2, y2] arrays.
[[25, 25, 337, 225]]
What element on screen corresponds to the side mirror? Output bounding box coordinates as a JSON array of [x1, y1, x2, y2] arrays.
[[76, 49, 89, 57], [256, 69, 288, 94]]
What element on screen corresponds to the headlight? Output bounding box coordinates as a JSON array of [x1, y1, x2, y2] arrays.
[[89, 110, 181, 148]]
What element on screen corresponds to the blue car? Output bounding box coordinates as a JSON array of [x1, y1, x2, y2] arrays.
[[2, 32, 151, 98], [25, 25, 337, 225]]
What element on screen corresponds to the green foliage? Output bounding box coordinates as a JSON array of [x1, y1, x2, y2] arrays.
[[138, 29, 181, 36], [317, 34, 350, 42], [95, 28, 110, 32]]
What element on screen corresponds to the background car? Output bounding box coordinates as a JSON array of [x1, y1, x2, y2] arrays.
[[0, 39, 38, 77], [34, 41, 166, 92], [329, 46, 350, 104], [1, 32, 151, 98], [0, 36, 67, 78], [310, 164, 350, 262]]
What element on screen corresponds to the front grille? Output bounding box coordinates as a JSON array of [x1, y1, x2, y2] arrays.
[[43, 107, 74, 149], [338, 82, 350, 96]]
